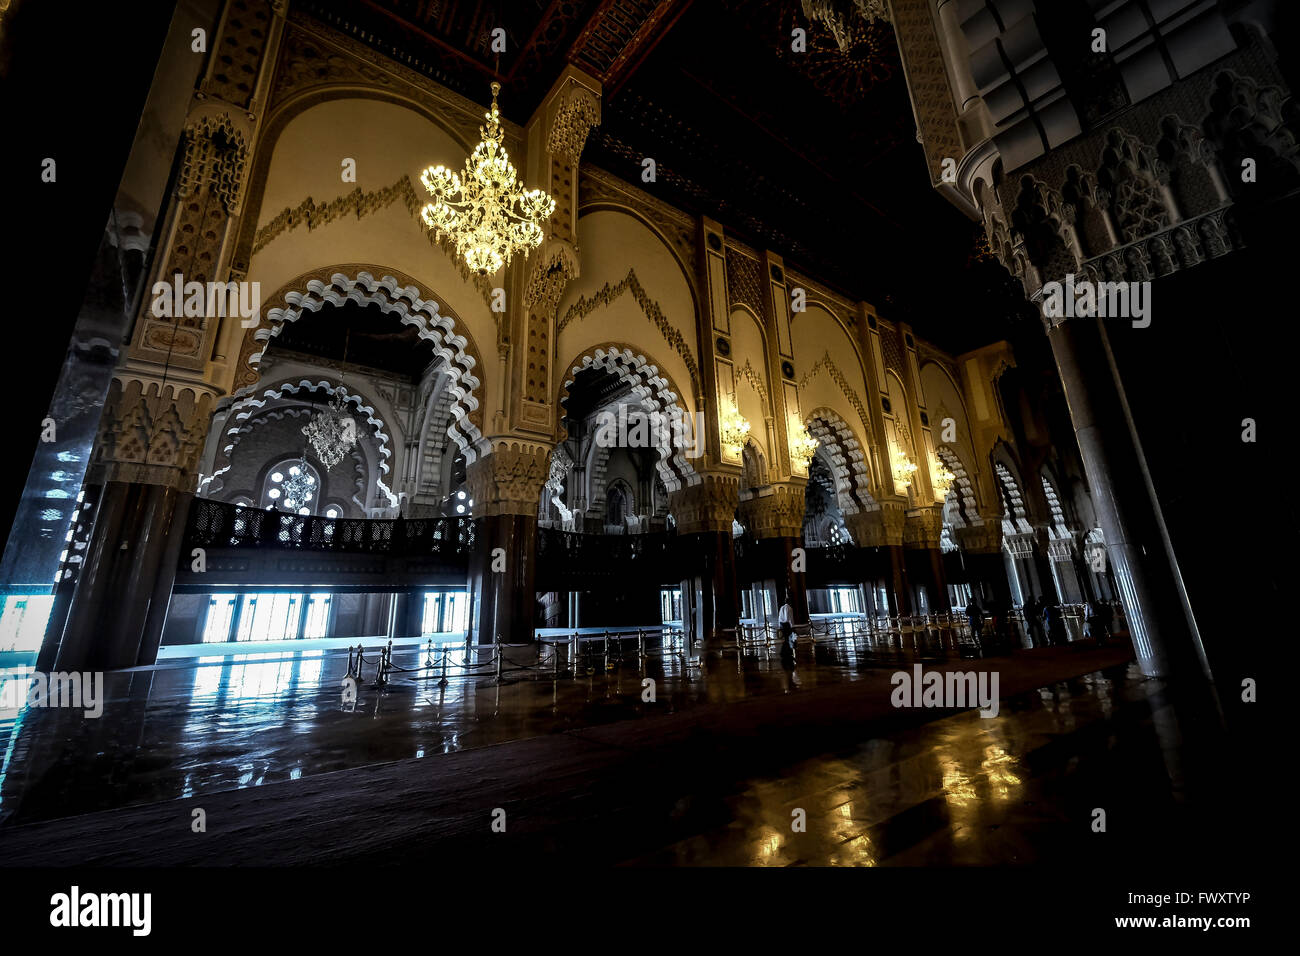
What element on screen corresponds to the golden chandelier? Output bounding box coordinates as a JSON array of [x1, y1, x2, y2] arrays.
[[419, 82, 556, 275], [788, 417, 819, 469], [719, 396, 751, 457]]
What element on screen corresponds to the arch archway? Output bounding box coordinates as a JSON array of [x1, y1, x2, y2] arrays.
[[211, 378, 398, 507], [234, 269, 485, 461], [804, 406, 875, 512], [557, 344, 701, 494]]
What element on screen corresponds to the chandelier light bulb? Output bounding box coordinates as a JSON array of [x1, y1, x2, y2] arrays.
[[419, 82, 557, 276], [788, 417, 819, 469], [719, 396, 751, 456]]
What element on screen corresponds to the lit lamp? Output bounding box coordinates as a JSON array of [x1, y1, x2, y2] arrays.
[[788, 417, 819, 471], [419, 82, 556, 275], [890, 444, 918, 492], [718, 396, 750, 458], [930, 456, 956, 501]]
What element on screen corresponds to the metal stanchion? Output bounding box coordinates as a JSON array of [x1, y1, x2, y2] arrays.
[[439, 644, 449, 686], [495, 634, 504, 683]]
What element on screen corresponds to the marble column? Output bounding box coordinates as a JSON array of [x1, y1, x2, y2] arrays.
[[846, 502, 909, 615], [668, 474, 740, 643], [1047, 314, 1211, 683], [464, 441, 550, 646], [53, 381, 212, 671], [737, 482, 808, 622]]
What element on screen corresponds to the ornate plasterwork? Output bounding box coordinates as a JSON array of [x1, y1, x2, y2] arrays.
[[92, 379, 216, 491], [737, 482, 806, 539], [557, 268, 700, 393], [725, 246, 764, 319], [523, 240, 581, 403], [805, 407, 874, 512], [178, 110, 251, 215], [667, 473, 740, 535], [736, 359, 768, 407], [546, 80, 602, 161], [903, 507, 944, 549], [843, 501, 905, 548], [234, 269, 485, 461], [560, 345, 698, 492], [249, 174, 495, 302], [208, 378, 397, 506], [797, 351, 872, 443], [464, 439, 552, 518]]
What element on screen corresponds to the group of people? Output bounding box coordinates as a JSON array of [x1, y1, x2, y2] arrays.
[[966, 594, 1116, 648]]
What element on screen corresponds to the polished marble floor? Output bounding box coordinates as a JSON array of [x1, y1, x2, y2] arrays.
[[0, 639, 1254, 868], [1, 630, 1091, 828]]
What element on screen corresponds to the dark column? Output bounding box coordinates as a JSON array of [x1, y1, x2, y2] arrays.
[[775, 536, 809, 622], [136, 490, 194, 665], [468, 514, 538, 645], [1048, 316, 1211, 684], [927, 547, 951, 612], [886, 545, 913, 615]]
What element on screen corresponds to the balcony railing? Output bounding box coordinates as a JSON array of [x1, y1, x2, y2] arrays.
[[184, 498, 475, 557]]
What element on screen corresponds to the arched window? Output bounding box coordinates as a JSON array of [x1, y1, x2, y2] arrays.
[[262, 459, 322, 515], [606, 481, 630, 526]]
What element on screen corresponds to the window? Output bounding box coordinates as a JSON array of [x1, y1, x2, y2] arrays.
[[303, 593, 331, 638], [660, 587, 682, 624], [235, 593, 302, 642], [421, 590, 470, 634], [829, 587, 861, 614], [202, 593, 239, 643], [0, 595, 56, 653], [261, 460, 322, 515]]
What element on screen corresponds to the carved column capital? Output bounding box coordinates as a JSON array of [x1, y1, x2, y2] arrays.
[[464, 439, 553, 518], [903, 506, 945, 549], [844, 501, 906, 547], [91, 377, 218, 491], [668, 473, 740, 535], [738, 482, 806, 539]]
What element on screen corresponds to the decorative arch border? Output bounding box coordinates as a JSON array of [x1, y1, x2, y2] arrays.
[[233, 267, 485, 461], [788, 297, 866, 371], [574, 201, 703, 322], [936, 445, 979, 528], [232, 45, 522, 274], [212, 378, 398, 507], [992, 456, 1033, 536], [557, 343, 700, 494], [804, 406, 875, 513]]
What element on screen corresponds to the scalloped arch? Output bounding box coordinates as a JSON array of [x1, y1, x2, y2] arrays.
[[559, 345, 700, 493], [236, 269, 485, 461], [805, 406, 875, 513], [212, 378, 398, 507]]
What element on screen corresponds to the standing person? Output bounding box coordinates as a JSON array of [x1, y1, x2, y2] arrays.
[[966, 597, 984, 643], [778, 595, 797, 664], [1024, 595, 1042, 648]]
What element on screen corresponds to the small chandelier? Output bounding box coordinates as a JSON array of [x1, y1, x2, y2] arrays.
[[931, 456, 956, 500], [788, 417, 819, 469], [302, 389, 356, 471], [891, 445, 918, 492], [420, 82, 557, 275], [281, 458, 317, 512], [718, 396, 751, 456]]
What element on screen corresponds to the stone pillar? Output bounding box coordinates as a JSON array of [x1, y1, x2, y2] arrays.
[[954, 518, 1013, 611], [845, 502, 909, 614], [737, 482, 808, 622], [464, 440, 550, 646], [1047, 315, 1211, 683], [54, 381, 213, 671], [668, 474, 739, 642], [904, 507, 948, 613]]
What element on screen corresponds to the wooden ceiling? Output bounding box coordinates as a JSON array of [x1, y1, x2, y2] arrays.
[[297, 0, 1035, 351]]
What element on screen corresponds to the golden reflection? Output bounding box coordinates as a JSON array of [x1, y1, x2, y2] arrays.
[[981, 744, 1023, 801]]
